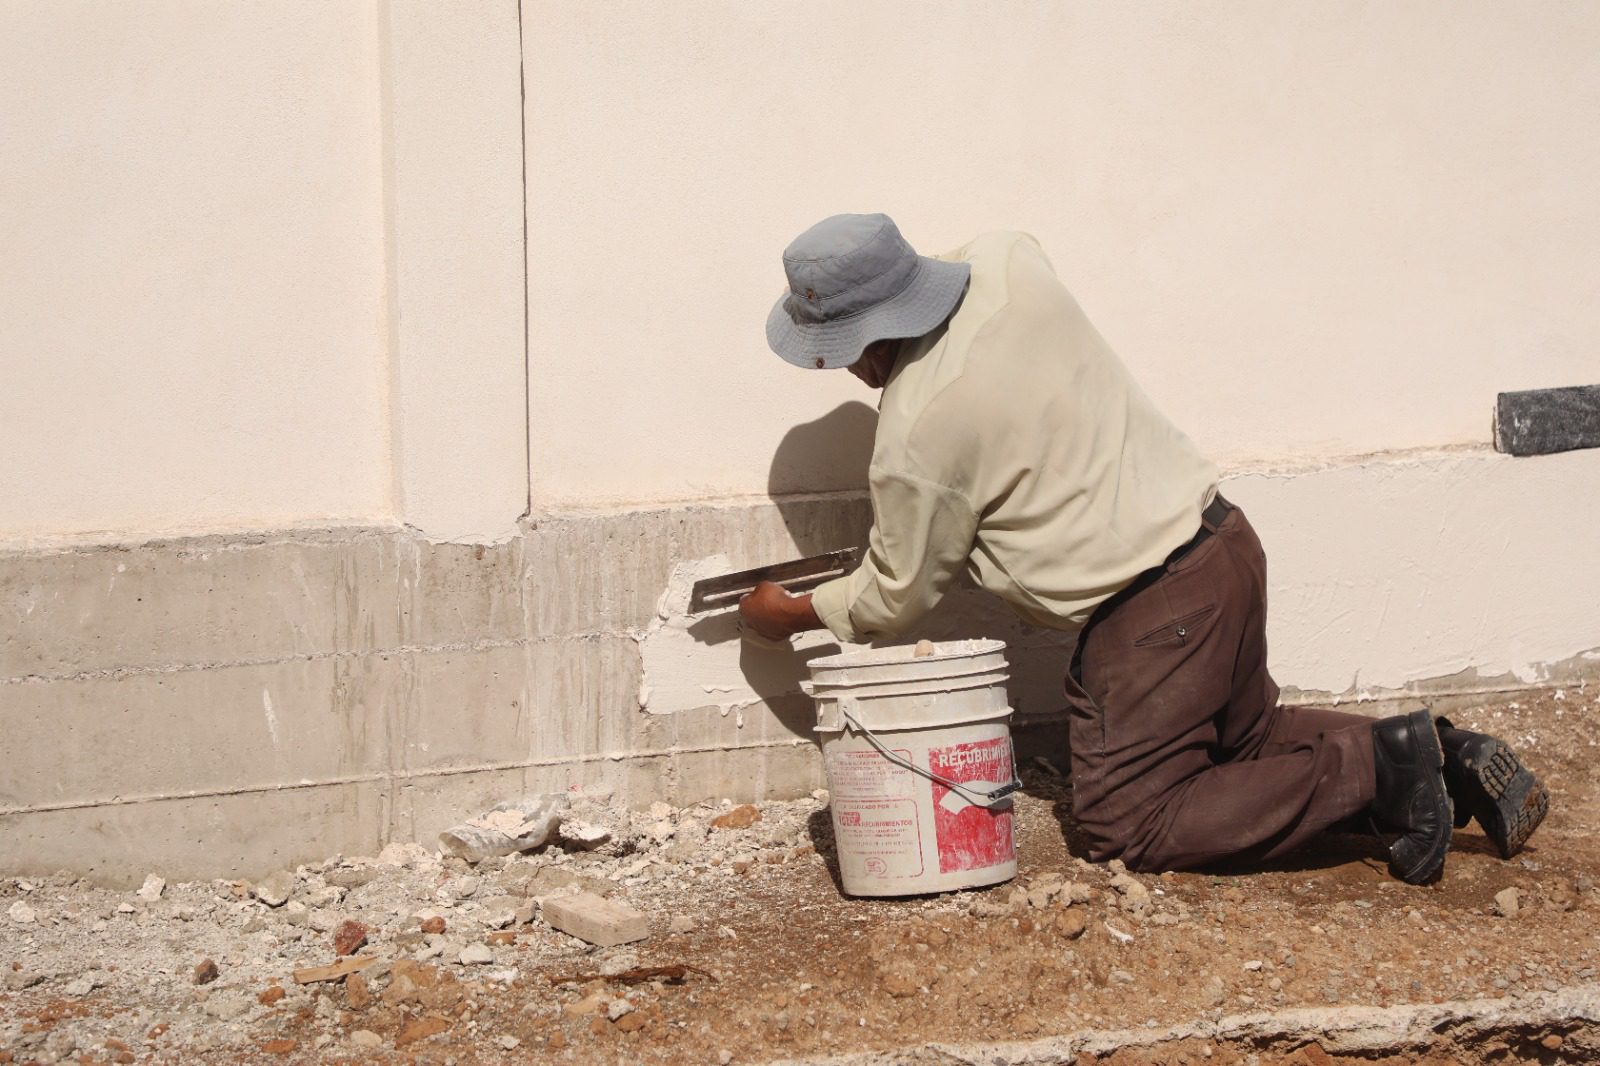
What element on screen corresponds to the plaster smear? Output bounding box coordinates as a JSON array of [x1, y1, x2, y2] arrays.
[[637, 555, 861, 716]]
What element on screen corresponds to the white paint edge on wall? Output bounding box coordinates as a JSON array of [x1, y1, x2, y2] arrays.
[[632, 446, 1600, 718]]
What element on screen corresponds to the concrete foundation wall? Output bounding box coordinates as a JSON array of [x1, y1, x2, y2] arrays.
[[5, 448, 1597, 883]]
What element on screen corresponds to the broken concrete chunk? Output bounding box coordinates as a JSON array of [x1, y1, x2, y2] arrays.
[[136, 874, 166, 902], [8, 900, 38, 924], [439, 795, 568, 862], [543, 891, 650, 947], [459, 943, 494, 965], [376, 842, 433, 868], [251, 870, 295, 908], [559, 819, 613, 851]]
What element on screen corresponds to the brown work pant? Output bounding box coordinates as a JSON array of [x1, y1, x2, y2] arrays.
[[1065, 502, 1377, 871]]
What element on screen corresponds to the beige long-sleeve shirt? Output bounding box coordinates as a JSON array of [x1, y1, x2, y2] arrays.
[[810, 231, 1218, 643]]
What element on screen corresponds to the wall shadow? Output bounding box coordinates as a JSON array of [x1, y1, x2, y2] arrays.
[[767, 399, 878, 554], [665, 401, 881, 741]]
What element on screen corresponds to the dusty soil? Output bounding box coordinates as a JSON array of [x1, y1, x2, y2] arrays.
[[2, 686, 1597, 1065]]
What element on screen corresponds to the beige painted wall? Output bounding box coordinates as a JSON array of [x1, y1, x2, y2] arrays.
[[525, 2, 1600, 507], [0, 2, 391, 542]]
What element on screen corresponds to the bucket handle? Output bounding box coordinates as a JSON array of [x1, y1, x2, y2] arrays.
[[839, 708, 1021, 809]]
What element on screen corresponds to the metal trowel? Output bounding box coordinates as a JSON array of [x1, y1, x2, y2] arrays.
[[688, 547, 862, 614]]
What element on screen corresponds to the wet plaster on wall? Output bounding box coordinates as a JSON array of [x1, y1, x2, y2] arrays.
[[636, 556, 858, 722], [636, 556, 1080, 725]]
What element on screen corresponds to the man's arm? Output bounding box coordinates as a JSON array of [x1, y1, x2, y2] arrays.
[[809, 468, 980, 644], [738, 582, 823, 642]]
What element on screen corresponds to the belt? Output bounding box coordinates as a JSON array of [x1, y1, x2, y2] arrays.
[[1070, 494, 1233, 682]]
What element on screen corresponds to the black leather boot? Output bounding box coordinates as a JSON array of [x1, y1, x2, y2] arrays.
[[1371, 709, 1453, 884], [1436, 716, 1550, 860]]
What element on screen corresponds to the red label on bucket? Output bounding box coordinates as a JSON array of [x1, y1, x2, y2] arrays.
[[928, 736, 1015, 874]]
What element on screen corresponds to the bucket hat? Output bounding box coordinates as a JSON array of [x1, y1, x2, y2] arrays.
[[765, 213, 970, 369]]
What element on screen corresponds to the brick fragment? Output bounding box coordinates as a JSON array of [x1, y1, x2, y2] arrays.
[[711, 804, 761, 830], [543, 892, 650, 948], [333, 920, 368, 957]]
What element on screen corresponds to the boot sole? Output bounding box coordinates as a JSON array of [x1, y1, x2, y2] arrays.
[[1389, 710, 1452, 885], [1455, 735, 1549, 860]]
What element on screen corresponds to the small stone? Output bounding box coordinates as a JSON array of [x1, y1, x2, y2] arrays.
[[565, 991, 609, 1017], [203, 992, 252, 1020], [1056, 911, 1088, 939], [498, 1035, 522, 1050], [282, 900, 309, 927], [395, 1015, 450, 1047], [1110, 968, 1136, 984], [193, 959, 220, 985], [668, 914, 697, 934], [1493, 887, 1522, 918], [135, 874, 166, 902], [486, 930, 517, 946], [7, 901, 37, 924], [615, 1011, 648, 1032], [607, 998, 635, 1021], [420, 915, 447, 935], [308, 908, 340, 933], [452, 875, 481, 899], [324, 866, 380, 890], [262, 1038, 296, 1055], [881, 973, 916, 998], [258, 985, 286, 1006], [4, 971, 46, 992], [1243, 960, 1263, 972], [63, 975, 98, 997], [719, 1051, 734, 1066], [350, 1030, 382, 1048], [1109, 872, 1150, 903], [711, 805, 762, 830], [333, 920, 369, 956], [345, 972, 371, 1010], [460, 943, 494, 965], [1542, 1035, 1564, 1051], [252, 870, 295, 908]]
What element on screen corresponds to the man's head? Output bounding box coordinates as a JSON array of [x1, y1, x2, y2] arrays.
[[765, 213, 969, 376]]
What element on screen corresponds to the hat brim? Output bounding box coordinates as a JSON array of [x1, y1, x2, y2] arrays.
[[765, 257, 971, 369]]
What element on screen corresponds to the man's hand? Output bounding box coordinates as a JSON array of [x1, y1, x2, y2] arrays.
[[738, 581, 823, 642]]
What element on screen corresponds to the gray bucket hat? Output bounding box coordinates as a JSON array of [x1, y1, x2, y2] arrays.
[[766, 213, 971, 369]]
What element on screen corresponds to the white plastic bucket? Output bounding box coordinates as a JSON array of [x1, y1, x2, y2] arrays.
[[806, 639, 1019, 897]]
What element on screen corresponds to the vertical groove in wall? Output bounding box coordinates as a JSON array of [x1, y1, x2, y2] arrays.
[[376, 0, 406, 522], [516, 0, 534, 520]]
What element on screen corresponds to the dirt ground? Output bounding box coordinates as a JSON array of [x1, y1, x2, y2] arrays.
[[3, 686, 1597, 1065]]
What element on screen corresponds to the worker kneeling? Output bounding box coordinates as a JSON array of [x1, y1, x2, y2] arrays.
[[740, 213, 1548, 884]]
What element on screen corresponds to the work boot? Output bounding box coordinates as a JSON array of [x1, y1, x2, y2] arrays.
[[1436, 716, 1550, 860], [1371, 709, 1453, 884]]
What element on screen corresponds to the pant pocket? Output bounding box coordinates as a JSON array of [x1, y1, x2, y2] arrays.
[[1132, 605, 1216, 648]]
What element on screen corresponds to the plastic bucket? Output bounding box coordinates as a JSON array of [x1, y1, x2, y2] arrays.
[[806, 639, 1019, 897]]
